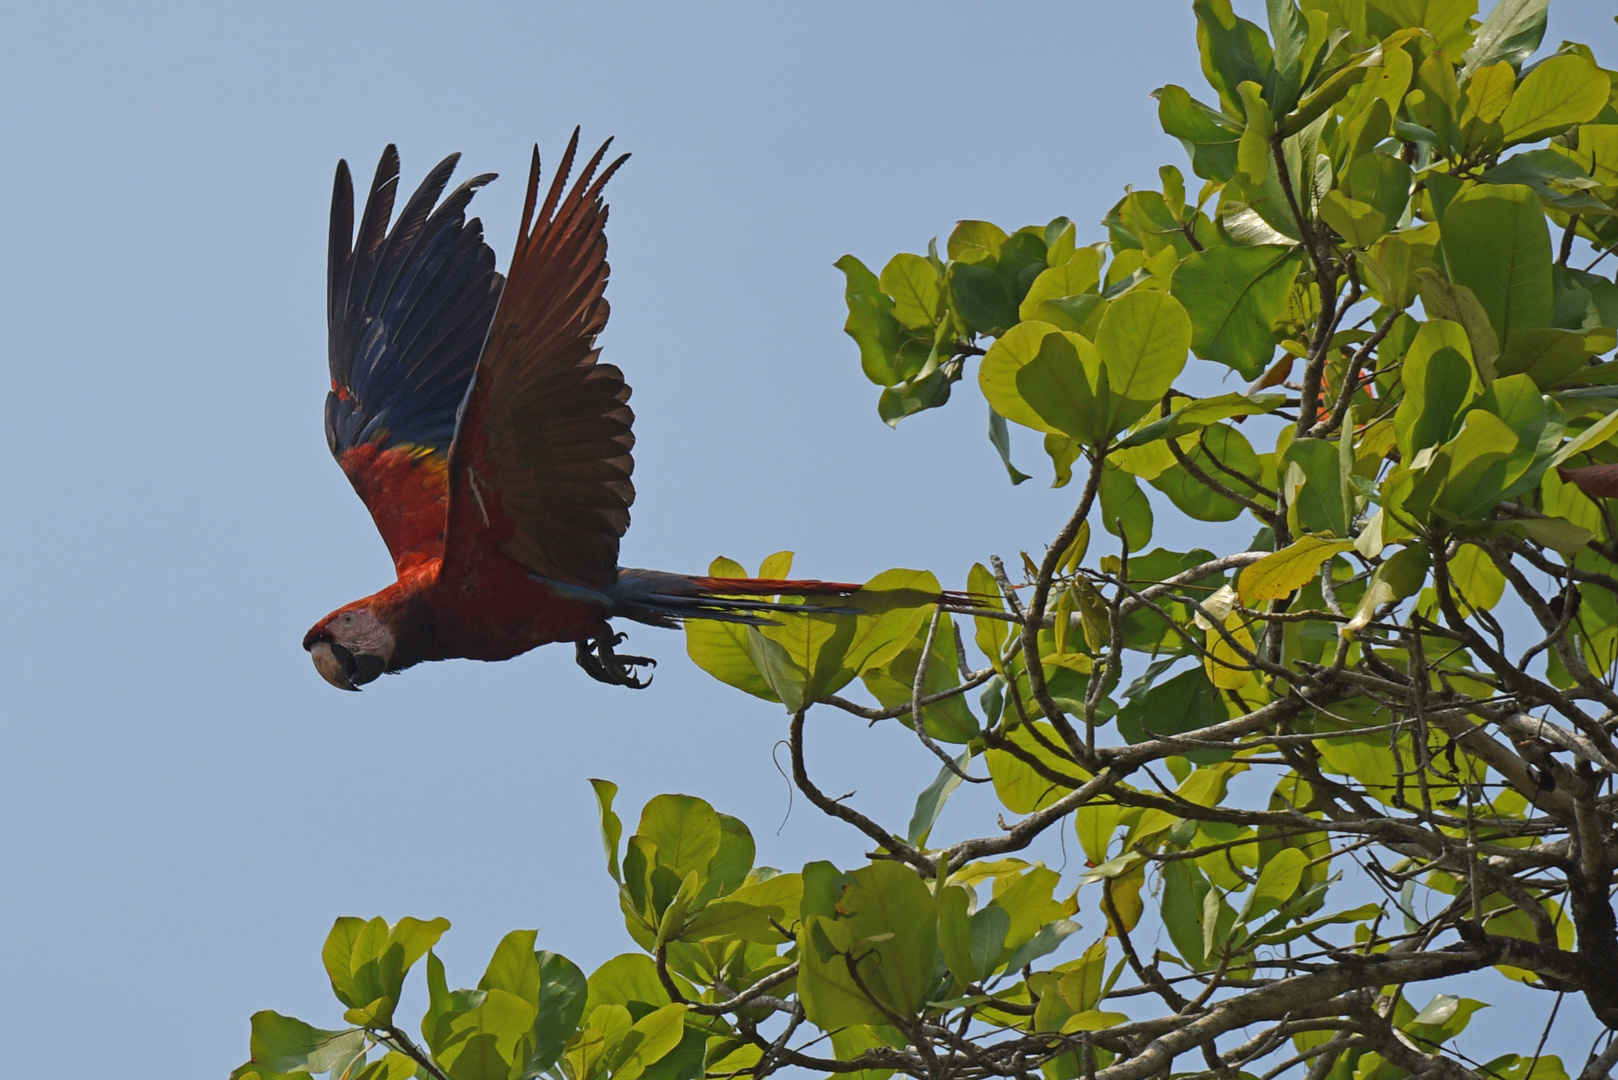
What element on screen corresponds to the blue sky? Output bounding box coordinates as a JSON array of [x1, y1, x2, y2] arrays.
[[1, 2, 1615, 1076]]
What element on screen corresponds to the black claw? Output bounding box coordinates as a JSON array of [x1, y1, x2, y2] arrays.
[[574, 632, 657, 689]]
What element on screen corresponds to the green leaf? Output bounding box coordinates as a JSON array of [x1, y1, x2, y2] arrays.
[[698, 813, 755, 906], [1157, 84, 1243, 180], [1116, 666, 1228, 752], [988, 408, 1032, 485], [908, 751, 970, 850], [1238, 537, 1356, 603], [1361, 223, 1441, 309], [636, 795, 722, 885], [1499, 53, 1612, 145], [746, 567, 938, 710], [678, 900, 782, 945], [1060, 1008, 1130, 1033], [1002, 919, 1083, 974], [1095, 290, 1193, 432], [590, 779, 625, 884], [1264, 0, 1319, 115], [798, 862, 939, 1028], [1481, 373, 1563, 500], [1344, 543, 1429, 636], [980, 322, 1072, 434], [939, 886, 1008, 986], [836, 255, 906, 386], [1550, 407, 1618, 467], [1284, 437, 1350, 536], [1171, 245, 1302, 378], [1014, 330, 1109, 445], [1442, 184, 1553, 345], [948, 220, 1009, 261], [864, 611, 979, 744], [725, 870, 804, 926], [438, 988, 539, 1080], [1054, 938, 1110, 1014], [1561, 124, 1618, 186], [1100, 462, 1153, 553], [1483, 149, 1611, 217], [951, 263, 1018, 335], [1019, 250, 1104, 321], [1432, 408, 1521, 518], [1496, 327, 1596, 387], [481, 929, 543, 1004], [991, 865, 1073, 959], [609, 1003, 687, 1080], [467, 934, 590, 1077], [837, 568, 944, 679], [322, 915, 450, 1028], [1507, 515, 1594, 558], [1115, 391, 1285, 448], [985, 721, 1085, 814], [1281, 39, 1384, 136], [1462, 0, 1547, 76], [1239, 847, 1307, 924], [1194, 0, 1275, 116], [1344, 152, 1413, 226], [532, 952, 589, 1074], [350, 1053, 418, 1080], [968, 562, 1008, 665], [248, 1013, 364, 1075], [1247, 902, 1383, 947], [1161, 861, 1215, 969], [1394, 329, 1479, 459], [1415, 271, 1501, 379], [1319, 190, 1386, 248], [880, 253, 941, 330], [684, 557, 782, 703], [1149, 423, 1263, 522]]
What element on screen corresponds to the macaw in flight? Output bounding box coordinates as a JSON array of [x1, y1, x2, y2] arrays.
[[304, 132, 865, 691]]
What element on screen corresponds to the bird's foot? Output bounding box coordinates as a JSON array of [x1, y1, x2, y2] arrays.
[[575, 632, 656, 689]]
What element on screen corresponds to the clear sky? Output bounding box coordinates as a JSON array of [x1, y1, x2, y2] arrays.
[[1, 2, 1615, 1077]]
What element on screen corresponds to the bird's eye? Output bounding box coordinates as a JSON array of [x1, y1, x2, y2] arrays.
[[341, 613, 356, 626]]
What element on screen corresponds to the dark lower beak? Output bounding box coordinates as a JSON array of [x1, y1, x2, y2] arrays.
[[310, 641, 384, 691]]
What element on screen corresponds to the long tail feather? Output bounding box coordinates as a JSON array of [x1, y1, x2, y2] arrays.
[[609, 569, 989, 629]]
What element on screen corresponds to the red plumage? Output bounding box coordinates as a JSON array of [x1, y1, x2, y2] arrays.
[[304, 134, 876, 690]]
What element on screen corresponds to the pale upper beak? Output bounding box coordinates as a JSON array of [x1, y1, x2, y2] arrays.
[[310, 641, 384, 691]]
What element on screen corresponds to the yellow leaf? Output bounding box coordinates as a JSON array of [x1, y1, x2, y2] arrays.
[[1204, 611, 1256, 690], [1102, 864, 1145, 935], [1237, 537, 1355, 604]]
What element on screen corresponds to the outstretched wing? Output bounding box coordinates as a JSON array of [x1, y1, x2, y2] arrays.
[[326, 146, 503, 574], [442, 132, 633, 590]]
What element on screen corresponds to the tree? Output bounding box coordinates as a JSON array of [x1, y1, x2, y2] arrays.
[[233, 3, 1618, 1079]]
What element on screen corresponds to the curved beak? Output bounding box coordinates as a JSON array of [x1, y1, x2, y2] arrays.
[[310, 641, 384, 691]]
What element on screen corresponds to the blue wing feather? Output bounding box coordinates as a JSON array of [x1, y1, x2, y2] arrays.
[[325, 147, 503, 460]]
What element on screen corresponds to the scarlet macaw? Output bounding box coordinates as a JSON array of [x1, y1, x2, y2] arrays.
[[304, 133, 863, 690]]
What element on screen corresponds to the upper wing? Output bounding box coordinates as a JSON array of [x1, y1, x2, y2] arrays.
[[442, 131, 634, 590], [326, 146, 504, 574]]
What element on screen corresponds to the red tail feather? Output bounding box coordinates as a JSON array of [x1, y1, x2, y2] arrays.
[[691, 576, 862, 596], [692, 577, 988, 609]]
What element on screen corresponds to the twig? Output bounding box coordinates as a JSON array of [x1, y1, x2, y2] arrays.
[[911, 608, 989, 782], [790, 707, 934, 873], [381, 1027, 451, 1080]]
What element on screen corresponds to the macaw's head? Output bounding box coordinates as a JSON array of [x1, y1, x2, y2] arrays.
[[303, 605, 394, 690]]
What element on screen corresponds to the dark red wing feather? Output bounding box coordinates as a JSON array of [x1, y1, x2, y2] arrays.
[[326, 147, 503, 573], [443, 132, 634, 591]]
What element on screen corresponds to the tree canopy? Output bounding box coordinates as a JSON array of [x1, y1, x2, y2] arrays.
[[234, 3, 1618, 1079]]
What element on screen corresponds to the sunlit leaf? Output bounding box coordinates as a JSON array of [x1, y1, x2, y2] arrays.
[[1498, 53, 1611, 145]]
